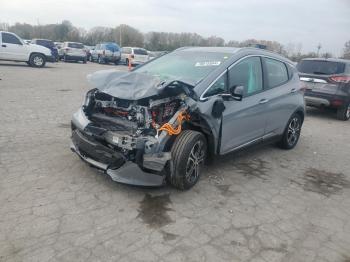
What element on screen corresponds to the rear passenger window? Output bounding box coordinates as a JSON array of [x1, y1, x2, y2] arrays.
[[263, 58, 289, 88]]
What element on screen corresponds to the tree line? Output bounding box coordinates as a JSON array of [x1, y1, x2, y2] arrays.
[[1, 21, 349, 61]]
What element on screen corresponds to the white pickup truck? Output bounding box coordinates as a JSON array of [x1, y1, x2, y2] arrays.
[[0, 31, 55, 67]]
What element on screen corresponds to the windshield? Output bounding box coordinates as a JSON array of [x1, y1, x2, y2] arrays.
[[297, 60, 345, 75], [68, 42, 84, 49], [36, 40, 54, 47], [135, 51, 231, 83], [104, 43, 120, 52]]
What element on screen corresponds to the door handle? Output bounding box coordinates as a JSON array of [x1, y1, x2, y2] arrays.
[[1, 44, 6, 47], [290, 88, 297, 93], [259, 98, 269, 104]]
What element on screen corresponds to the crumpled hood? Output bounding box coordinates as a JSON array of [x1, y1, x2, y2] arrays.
[[87, 70, 164, 100]]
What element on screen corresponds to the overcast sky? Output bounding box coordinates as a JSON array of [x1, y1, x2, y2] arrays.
[[1, 0, 349, 55]]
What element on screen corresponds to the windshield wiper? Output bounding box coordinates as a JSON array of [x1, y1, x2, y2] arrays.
[[313, 71, 327, 75]]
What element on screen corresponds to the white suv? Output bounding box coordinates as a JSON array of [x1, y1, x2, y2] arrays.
[[121, 47, 149, 66], [59, 42, 87, 63], [0, 31, 54, 67]]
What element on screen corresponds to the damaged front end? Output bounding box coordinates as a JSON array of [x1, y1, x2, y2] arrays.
[[70, 71, 197, 186]]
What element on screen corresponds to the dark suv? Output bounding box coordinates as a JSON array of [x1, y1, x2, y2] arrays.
[[31, 39, 59, 62], [297, 58, 350, 120]]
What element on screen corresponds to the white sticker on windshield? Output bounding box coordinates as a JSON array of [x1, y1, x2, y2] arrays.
[[195, 61, 221, 67]]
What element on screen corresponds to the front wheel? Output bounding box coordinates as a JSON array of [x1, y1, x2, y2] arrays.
[[336, 103, 350, 121], [278, 113, 302, 149], [169, 130, 207, 190], [29, 54, 46, 68]]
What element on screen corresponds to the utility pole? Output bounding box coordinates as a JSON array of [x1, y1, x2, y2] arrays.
[[317, 43, 322, 57], [119, 24, 122, 46]]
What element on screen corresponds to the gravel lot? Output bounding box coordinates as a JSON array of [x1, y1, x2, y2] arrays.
[[1, 61, 350, 262]]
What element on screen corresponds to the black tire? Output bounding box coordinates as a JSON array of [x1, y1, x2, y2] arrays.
[[29, 53, 46, 68], [63, 55, 68, 62], [278, 113, 302, 149], [336, 103, 350, 121], [169, 130, 207, 190], [125, 58, 129, 66], [114, 59, 120, 65], [83, 58, 87, 64]]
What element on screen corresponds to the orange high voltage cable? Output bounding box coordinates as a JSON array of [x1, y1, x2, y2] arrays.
[[158, 111, 190, 135]]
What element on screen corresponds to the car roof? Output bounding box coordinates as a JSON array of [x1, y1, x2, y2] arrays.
[[32, 39, 52, 41], [175, 46, 293, 65], [65, 42, 83, 44], [176, 46, 241, 53], [300, 57, 350, 63]]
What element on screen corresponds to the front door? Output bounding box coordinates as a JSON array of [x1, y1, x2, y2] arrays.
[[0, 32, 27, 61], [220, 56, 267, 154]]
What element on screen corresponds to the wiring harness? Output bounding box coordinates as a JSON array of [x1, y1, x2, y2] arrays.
[[158, 111, 190, 135]]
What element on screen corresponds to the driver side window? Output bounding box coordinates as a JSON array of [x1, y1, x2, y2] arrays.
[[228, 56, 263, 97], [2, 33, 22, 45]]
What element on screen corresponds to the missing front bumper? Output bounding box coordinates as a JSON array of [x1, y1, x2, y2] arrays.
[[70, 130, 166, 187]]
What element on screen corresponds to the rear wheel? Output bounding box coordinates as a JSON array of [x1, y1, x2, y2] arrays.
[[169, 130, 207, 190], [278, 113, 302, 149], [336, 103, 350, 121], [29, 53, 46, 68]]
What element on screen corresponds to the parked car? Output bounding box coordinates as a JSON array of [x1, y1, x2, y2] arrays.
[[70, 47, 305, 190], [31, 39, 59, 62], [0, 31, 55, 67], [90, 42, 121, 64], [59, 42, 87, 63], [121, 47, 149, 66], [297, 58, 350, 120]]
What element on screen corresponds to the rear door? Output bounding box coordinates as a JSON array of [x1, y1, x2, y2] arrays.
[[220, 56, 267, 154], [0, 32, 27, 61], [262, 57, 298, 136], [297, 60, 346, 95]]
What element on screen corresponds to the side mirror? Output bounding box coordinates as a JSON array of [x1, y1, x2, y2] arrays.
[[230, 85, 244, 101]]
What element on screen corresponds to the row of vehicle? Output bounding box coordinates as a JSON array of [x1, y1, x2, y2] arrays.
[[87, 43, 150, 66], [1, 30, 349, 122]]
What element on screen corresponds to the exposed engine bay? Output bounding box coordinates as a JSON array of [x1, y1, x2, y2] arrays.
[[84, 90, 185, 137], [71, 78, 199, 175]]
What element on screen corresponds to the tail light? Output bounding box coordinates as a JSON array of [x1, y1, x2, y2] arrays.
[[331, 99, 344, 107], [65, 48, 70, 52], [329, 76, 350, 83]]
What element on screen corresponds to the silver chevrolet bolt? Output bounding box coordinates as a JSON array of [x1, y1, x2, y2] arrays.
[[71, 47, 305, 190]]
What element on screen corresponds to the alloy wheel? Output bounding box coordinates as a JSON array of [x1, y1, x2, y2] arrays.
[[287, 117, 300, 146], [33, 56, 44, 66], [185, 140, 205, 184]]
